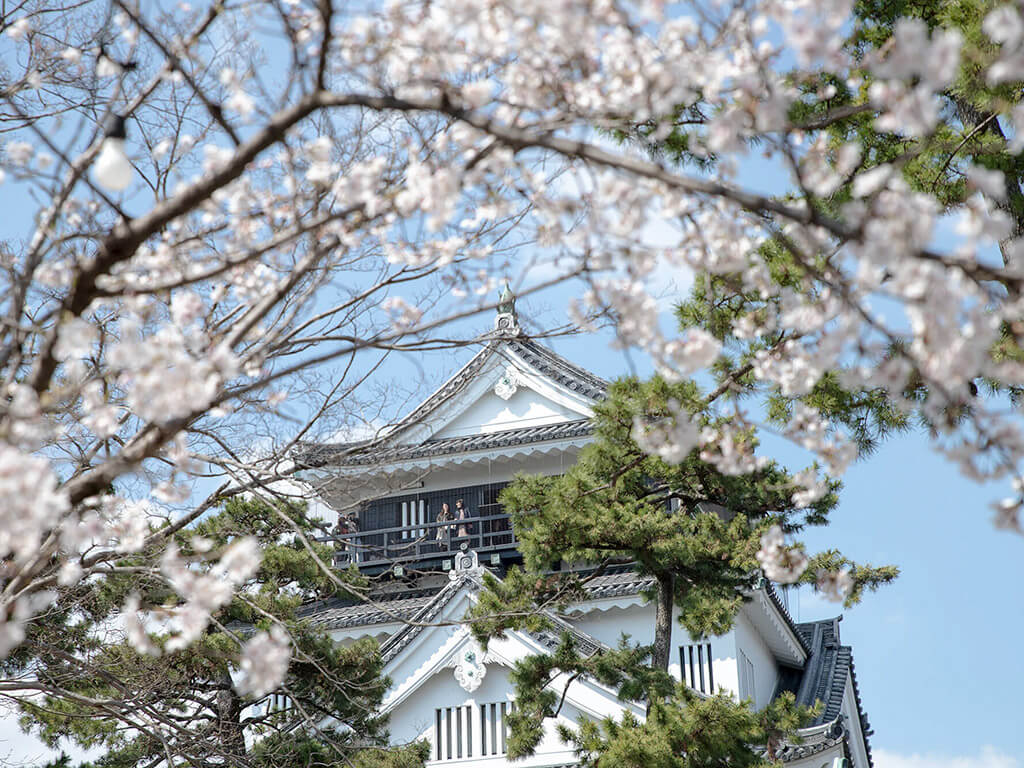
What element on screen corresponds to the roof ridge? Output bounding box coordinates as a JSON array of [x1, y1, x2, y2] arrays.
[[295, 334, 609, 468], [506, 337, 610, 395], [379, 576, 465, 664]]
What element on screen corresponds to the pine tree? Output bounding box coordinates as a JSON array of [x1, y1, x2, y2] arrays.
[[468, 376, 896, 763], [6, 497, 427, 768], [651, 0, 1024, 450]]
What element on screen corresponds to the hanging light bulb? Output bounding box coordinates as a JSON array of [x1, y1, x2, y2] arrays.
[[94, 114, 133, 192]]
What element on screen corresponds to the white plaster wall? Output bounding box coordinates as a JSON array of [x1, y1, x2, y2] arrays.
[[733, 612, 779, 709], [841, 675, 870, 768], [572, 603, 653, 649], [572, 602, 742, 700], [433, 387, 582, 438], [680, 628, 739, 699], [782, 747, 846, 768], [389, 662, 582, 768]]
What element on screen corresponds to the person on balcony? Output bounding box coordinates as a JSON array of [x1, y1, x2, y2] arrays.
[[455, 498, 472, 538], [435, 502, 454, 549], [336, 512, 358, 563]]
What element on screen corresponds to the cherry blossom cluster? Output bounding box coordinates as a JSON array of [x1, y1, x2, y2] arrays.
[[3, 0, 1024, 685], [235, 625, 293, 699], [756, 525, 809, 584], [121, 536, 263, 657], [631, 399, 701, 465]]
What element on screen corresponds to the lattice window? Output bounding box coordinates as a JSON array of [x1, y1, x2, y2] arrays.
[[434, 705, 473, 761], [361, 483, 510, 532], [267, 693, 290, 713], [400, 499, 428, 539], [679, 641, 715, 694], [738, 648, 756, 705], [479, 701, 511, 757], [433, 702, 511, 761]]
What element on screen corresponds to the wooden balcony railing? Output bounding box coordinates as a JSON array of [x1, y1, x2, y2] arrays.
[[322, 511, 517, 569]]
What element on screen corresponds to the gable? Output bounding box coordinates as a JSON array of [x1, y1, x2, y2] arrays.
[[388, 656, 633, 767], [403, 343, 600, 446], [431, 380, 588, 439], [295, 334, 607, 472], [377, 571, 638, 726]]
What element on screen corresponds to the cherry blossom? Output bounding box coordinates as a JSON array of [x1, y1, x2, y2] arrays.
[[235, 625, 292, 699], [1, 0, 1024, 686], [756, 525, 809, 584], [816, 567, 854, 603], [631, 399, 701, 465]]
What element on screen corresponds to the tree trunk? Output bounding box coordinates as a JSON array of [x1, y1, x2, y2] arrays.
[[217, 669, 247, 759], [651, 571, 674, 672]]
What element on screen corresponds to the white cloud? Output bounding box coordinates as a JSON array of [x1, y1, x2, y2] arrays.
[[875, 746, 1021, 768]]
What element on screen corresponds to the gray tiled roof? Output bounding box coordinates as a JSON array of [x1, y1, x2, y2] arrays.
[[298, 419, 593, 467], [380, 579, 464, 664], [579, 571, 655, 599], [794, 617, 873, 768], [504, 338, 608, 401], [304, 593, 437, 631], [766, 719, 847, 762], [293, 335, 607, 469], [307, 570, 650, 633]]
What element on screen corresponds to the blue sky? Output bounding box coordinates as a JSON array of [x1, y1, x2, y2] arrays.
[[3, 172, 1019, 768], [540, 310, 1024, 768], [2, 36, 1021, 768]]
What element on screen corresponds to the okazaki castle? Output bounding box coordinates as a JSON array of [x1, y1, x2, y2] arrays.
[[294, 293, 874, 768]]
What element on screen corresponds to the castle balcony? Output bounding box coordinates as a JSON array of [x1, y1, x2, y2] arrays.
[[322, 483, 520, 574]]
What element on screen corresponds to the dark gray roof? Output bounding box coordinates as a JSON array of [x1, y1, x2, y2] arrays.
[[380, 579, 464, 664], [307, 571, 651, 633], [503, 338, 608, 401], [373, 572, 610, 665], [303, 593, 437, 631], [293, 335, 607, 469], [580, 571, 655, 599], [767, 719, 847, 762], [299, 419, 593, 468], [792, 617, 873, 768]]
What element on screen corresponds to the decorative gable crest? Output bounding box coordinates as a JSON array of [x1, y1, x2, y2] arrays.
[[453, 642, 488, 692], [493, 364, 520, 400], [449, 548, 480, 578]]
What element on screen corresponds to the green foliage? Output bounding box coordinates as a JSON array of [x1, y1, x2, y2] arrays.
[[468, 374, 893, 764], [567, 688, 817, 768], [11, 497, 420, 768], [802, 549, 900, 608]]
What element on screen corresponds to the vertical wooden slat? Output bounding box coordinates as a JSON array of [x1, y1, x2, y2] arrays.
[[480, 703, 487, 755], [688, 645, 696, 689], [490, 703, 497, 755], [446, 707, 452, 760], [466, 705, 472, 757], [706, 642, 714, 691], [679, 645, 685, 684], [500, 702, 507, 753], [697, 644, 705, 693], [456, 706, 463, 758], [435, 709, 442, 761]]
